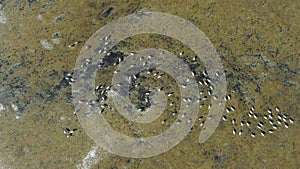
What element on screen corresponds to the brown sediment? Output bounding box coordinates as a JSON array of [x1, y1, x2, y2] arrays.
[[0, 0, 299, 168]]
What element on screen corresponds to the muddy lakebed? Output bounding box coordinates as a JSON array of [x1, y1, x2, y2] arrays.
[[0, 0, 299, 169]]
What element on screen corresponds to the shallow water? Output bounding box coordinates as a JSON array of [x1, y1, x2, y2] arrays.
[[0, 0, 299, 169]]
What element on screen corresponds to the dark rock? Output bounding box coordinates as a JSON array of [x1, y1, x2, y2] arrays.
[[102, 7, 114, 17], [0, 0, 6, 10], [53, 12, 66, 23], [213, 153, 224, 163], [102, 51, 124, 67], [26, 0, 37, 5], [48, 70, 58, 77]]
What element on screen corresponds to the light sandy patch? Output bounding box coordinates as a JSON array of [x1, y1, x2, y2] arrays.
[[76, 145, 110, 169]]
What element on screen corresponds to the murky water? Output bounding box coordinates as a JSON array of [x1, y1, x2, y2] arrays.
[[0, 0, 299, 169]]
